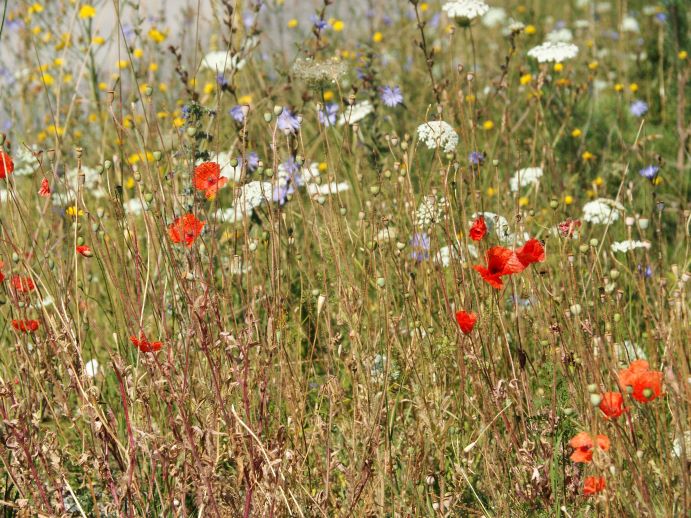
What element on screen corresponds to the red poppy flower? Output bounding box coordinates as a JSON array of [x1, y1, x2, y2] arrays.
[[130, 334, 163, 353], [0, 260, 4, 283], [168, 213, 205, 247], [12, 319, 39, 333], [0, 151, 14, 179], [469, 216, 487, 241], [598, 392, 627, 419], [38, 178, 51, 197], [455, 310, 477, 334], [568, 432, 610, 463], [473, 246, 525, 289], [11, 275, 35, 293], [583, 476, 606, 496], [515, 239, 545, 268], [76, 245, 93, 257], [193, 162, 228, 200], [618, 360, 663, 403]]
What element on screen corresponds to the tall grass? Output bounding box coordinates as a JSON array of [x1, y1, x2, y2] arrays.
[[0, 0, 688, 516]]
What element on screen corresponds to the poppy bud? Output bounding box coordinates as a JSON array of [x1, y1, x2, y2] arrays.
[[186, 127, 197, 137], [104, 160, 112, 170], [589, 238, 598, 247], [273, 105, 283, 116], [587, 383, 598, 393], [153, 151, 162, 161], [376, 277, 386, 288]]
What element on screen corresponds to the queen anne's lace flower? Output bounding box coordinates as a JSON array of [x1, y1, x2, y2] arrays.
[[509, 167, 543, 192], [546, 28, 574, 43], [216, 181, 272, 223], [416, 121, 458, 154], [527, 41, 579, 62], [442, 0, 490, 21], [415, 195, 449, 228], [582, 198, 624, 224], [610, 240, 651, 253]]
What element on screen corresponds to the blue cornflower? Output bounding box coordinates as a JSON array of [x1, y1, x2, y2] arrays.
[[409, 233, 431, 263], [181, 104, 191, 120], [310, 15, 328, 31], [272, 184, 292, 205], [277, 108, 300, 134], [380, 86, 403, 107], [230, 105, 247, 123], [318, 103, 339, 127], [281, 158, 304, 187], [216, 73, 228, 87], [655, 13, 667, 23], [468, 151, 485, 166], [246, 151, 260, 171], [242, 11, 256, 28], [630, 100, 648, 117], [639, 165, 659, 179]]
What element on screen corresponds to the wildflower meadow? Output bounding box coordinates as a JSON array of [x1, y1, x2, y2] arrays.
[[0, 0, 689, 516]]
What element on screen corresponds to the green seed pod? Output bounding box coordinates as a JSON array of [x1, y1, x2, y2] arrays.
[[590, 393, 602, 406], [77, 236, 85, 246], [609, 269, 620, 280], [263, 113, 272, 123], [579, 244, 589, 253], [549, 199, 559, 209], [589, 238, 598, 247], [153, 151, 162, 161], [133, 171, 141, 182], [11, 253, 19, 263], [104, 160, 112, 170], [369, 185, 380, 196], [376, 277, 385, 288], [273, 105, 283, 116], [186, 127, 197, 137], [613, 313, 621, 322], [587, 383, 598, 393], [144, 192, 154, 203]]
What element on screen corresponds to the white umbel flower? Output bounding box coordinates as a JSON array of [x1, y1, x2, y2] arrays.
[[201, 51, 245, 72], [416, 121, 458, 154], [546, 28, 574, 43], [338, 100, 373, 126], [306, 182, 350, 196], [216, 181, 272, 224], [415, 195, 449, 228], [482, 7, 506, 28], [527, 41, 579, 62], [442, 0, 490, 21], [621, 16, 640, 33], [582, 198, 624, 224], [610, 240, 651, 253], [509, 167, 543, 192]]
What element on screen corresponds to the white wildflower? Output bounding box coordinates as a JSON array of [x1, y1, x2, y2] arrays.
[[503, 19, 526, 35], [615, 340, 647, 365], [415, 195, 449, 228], [376, 227, 397, 243], [442, 0, 490, 21], [509, 167, 543, 192], [672, 431, 691, 458], [306, 182, 350, 196], [471, 211, 529, 245], [582, 198, 624, 225], [621, 16, 640, 33], [84, 359, 100, 378], [416, 121, 458, 154], [201, 51, 245, 72], [546, 28, 574, 43], [124, 198, 146, 215], [527, 41, 579, 62], [338, 100, 373, 126], [215, 181, 272, 224], [610, 240, 651, 253], [482, 7, 506, 28]]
